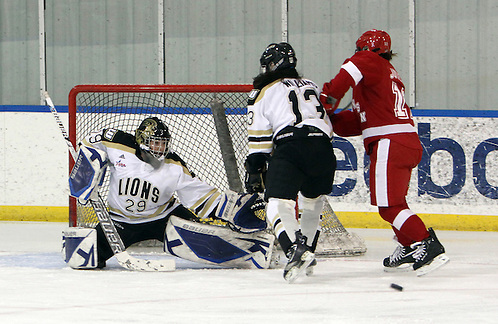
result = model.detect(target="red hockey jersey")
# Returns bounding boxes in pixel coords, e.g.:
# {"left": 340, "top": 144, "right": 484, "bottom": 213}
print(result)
{"left": 324, "top": 50, "right": 420, "bottom": 153}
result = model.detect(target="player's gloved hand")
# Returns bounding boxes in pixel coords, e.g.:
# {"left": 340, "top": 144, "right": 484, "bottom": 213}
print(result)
{"left": 245, "top": 172, "right": 265, "bottom": 193}
{"left": 320, "top": 82, "right": 338, "bottom": 113}
{"left": 321, "top": 81, "right": 334, "bottom": 96}
{"left": 320, "top": 94, "right": 332, "bottom": 111}
{"left": 320, "top": 82, "right": 336, "bottom": 112}
{"left": 244, "top": 153, "right": 270, "bottom": 194}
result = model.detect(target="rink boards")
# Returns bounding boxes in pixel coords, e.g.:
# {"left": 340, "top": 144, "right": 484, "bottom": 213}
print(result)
{"left": 0, "top": 107, "right": 496, "bottom": 230}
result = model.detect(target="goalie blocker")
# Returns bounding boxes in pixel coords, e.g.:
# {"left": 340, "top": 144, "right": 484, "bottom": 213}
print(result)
{"left": 69, "top": 145, "right": 107, "bottom": 205}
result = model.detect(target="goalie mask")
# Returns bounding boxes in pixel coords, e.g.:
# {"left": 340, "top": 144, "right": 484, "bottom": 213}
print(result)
{"left": 260, "top": 42, "right": 297, "bottom": 74}
{"left": 135, "top": 117, "right": 171, "bottom": 161}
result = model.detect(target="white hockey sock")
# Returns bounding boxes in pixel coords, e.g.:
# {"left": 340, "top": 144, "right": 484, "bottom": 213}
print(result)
{"left": 298, "top": 195, "right": 323, "bottom": 244}
{"left": 267, "top": 198, "right": 299, "bottom": 243}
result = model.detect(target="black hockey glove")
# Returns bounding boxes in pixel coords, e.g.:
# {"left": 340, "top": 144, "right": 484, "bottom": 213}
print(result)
{"left": 245, "top": 172, "right": 265, "bottom": 193}
{"left": 244, "top": 153, "right": 270, "bottom": 194}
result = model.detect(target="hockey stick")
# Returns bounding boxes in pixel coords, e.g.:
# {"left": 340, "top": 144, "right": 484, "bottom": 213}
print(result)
{"left": 90, "top": 194, "right": 175, "bottom": 271}
{"left": 44, "top": 91, "right": 175, "bottom": 271}
{"left": 210, "top": 97, "right": 243, "bottom": 192}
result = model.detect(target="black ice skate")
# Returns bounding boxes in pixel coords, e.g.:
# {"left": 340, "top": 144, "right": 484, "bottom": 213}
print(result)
{"left": 283, "top": 232, "right": 315, "bottom": 283}
{"left": 383, "top": 243, "right": 416, "bottom": 272}
{"left": 412, "top": 228, "right": 450, "bottom": 276}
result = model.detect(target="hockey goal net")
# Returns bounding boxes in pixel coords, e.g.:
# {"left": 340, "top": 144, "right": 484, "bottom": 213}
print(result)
{"left": 68, "top": 84, "right": 366, "bottom": 257}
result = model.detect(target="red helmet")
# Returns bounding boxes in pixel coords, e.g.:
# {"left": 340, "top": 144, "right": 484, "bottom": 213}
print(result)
{"left": 356, "top": 29, "right": 391, "bottom": 53}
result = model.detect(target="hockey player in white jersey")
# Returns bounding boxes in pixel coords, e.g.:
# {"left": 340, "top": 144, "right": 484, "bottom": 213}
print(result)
{"left": 245, "top": 43, "right": 337, "bottom": 282}
{"left": 68, "top": 117, "right": 272, "bottom": 269}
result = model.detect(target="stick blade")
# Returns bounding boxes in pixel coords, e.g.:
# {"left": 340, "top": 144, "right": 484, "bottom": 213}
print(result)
{"left": 115, "top": 251, "right": 176, "bottom": 272}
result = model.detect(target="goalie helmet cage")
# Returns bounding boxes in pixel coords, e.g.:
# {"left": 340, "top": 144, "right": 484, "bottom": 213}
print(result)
{"left": 68, "top": 84, "right": 366, "bottom": 257}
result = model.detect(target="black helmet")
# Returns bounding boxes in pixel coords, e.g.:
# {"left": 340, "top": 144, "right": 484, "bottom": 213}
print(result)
{"left": 260, "top": 42, "right": 297, "bottom": 73}
{"left": 135, "top": 117, "right": 171, "bottom": 160}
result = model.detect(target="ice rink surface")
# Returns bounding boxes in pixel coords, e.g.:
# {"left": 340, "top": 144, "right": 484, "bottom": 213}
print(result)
{"left": 0, "top": 221, "right": 497, "bottom": 324}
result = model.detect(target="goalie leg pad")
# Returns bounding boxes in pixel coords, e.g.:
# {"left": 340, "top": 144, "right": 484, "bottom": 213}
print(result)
{"left": 215, "top": 190, "right": 267, "bottom": 233}
{"left": 165, "top": 216, "right": 274, "bottom": 269}
{"left": 62, "top": 227, "right": 98, "bottom": 269}
{"left": 69, "top": 146, "right": 107, "bottom": 205}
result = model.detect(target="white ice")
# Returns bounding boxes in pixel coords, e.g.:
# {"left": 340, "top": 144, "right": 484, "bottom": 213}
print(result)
{"left": 1, "top": 221, "right": 497, "bottom": 324}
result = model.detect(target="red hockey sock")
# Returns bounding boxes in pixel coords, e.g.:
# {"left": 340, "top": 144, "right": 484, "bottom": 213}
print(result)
{"left": 378, "top": 204, "right": 429, "bottom": 246}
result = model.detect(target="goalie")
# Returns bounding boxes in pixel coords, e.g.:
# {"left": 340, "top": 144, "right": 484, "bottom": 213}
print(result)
{"left": 66, "top": 117, "right": 273, "bottom": 270}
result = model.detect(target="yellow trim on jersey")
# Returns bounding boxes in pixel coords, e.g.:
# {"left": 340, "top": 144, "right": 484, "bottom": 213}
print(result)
{"left": 190, "top": 188, "right": 220, "bottom": 218}
{"left": 81, "top": 138, "right": 92, "bottom": 147}
{"left": 82, "top": 138, "right": 136, "bottom": 154}
{"left": 248, "top": 142, "right": 273, "bottom": 150}
{"left": 248, "top": 129, "right": 273, "bottom": 136}
{"left": 164, "top": 158, "right": 192, "bottom": 176}
{"left": 190, "top": 188, "right": 219, "bottom": 210}
{"left": 274, "top": 222, "right": 285, "bottom": 234}
{"left": 254, "top": 79, "right": 281, "bottom": 104}
{"left": 196, "top": 191, "right": 222, "bottom": 218}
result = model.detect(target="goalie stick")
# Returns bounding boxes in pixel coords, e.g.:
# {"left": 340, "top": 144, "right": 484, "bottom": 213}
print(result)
{"left": 45, "top": 91, "right": 175, "bottom": 271}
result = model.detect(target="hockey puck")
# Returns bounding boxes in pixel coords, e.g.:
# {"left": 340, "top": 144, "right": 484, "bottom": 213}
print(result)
{"left": 390, "top": 283, "right": 403, "bottom": 291}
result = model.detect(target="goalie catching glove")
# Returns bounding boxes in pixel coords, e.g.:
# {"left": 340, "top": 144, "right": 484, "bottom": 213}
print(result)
{"left": 69, "top": 145, "right": 107, "bottom": 205}
{"left": 215, "top": 190, "right": 267, "bottom": 233}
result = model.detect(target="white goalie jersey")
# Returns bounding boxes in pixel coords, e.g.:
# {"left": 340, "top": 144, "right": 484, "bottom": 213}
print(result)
{"left": 81, "top": 128, "right": 221, "bottom": 224}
